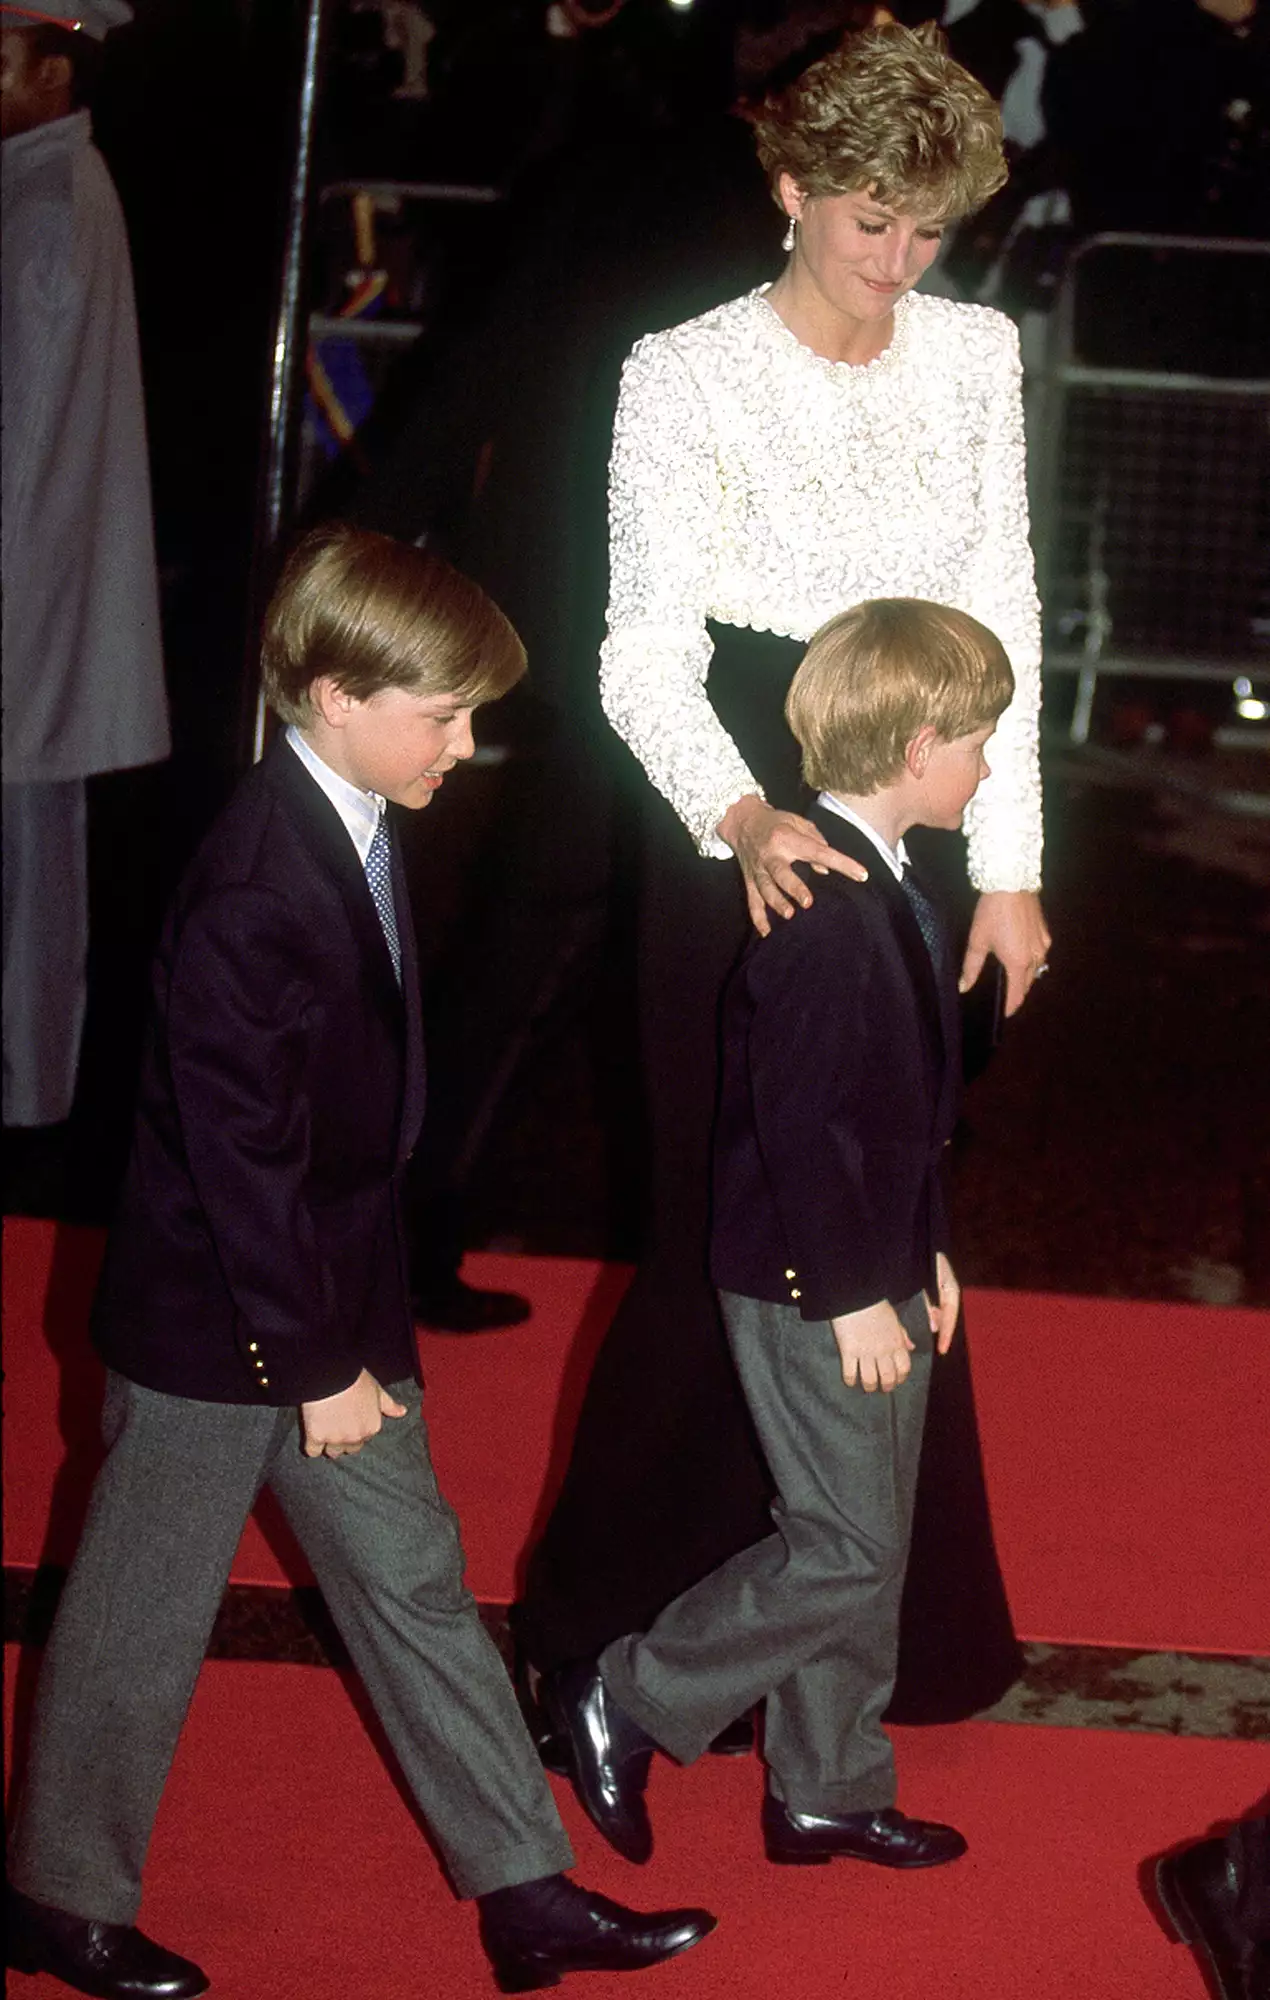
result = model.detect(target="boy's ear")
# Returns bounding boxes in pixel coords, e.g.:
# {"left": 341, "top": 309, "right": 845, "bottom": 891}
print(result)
{"left": 308, "top": 676, "right": 358, "bottom": 729}
{"left": 905, "top": 725, "right": 939, "bottom": 779}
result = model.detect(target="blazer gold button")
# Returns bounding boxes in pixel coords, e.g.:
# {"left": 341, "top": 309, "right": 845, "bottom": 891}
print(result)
{"left": 784, "top": 1268, "right": 796, "bottom": 1280}
{"left": 790, "top": 1288, "right": 801, "bottom": 1300}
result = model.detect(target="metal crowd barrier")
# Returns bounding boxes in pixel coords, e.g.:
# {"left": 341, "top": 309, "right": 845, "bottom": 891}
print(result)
{"left": 1030, "top": 234, "right": 1270, "bottom": 744}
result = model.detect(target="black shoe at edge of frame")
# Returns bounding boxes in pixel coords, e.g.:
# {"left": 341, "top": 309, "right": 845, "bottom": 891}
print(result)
{"left": 5, "top": 1886, "right": 209, "bottom": 2000}
{"left": 1154, "top": 1837, "right": 1270, "bottom": 2000}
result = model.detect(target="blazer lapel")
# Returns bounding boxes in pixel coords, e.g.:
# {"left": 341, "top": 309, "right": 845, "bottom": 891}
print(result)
{"left": 808, "top": 802, "right": 948, "bottom": 1076}
{"left": 269, "top": 737, "right": 405, "bottom": 1025}
{"left": 900, "top": 850, "right": 963, "bottom": 1140}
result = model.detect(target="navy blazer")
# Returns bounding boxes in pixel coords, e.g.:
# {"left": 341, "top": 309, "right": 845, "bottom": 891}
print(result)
{"left": 710, "top": 803, "right": 961, "bottom": 1322}
{"left": 93, "top": 737, "right": 426, "bottom": 1405}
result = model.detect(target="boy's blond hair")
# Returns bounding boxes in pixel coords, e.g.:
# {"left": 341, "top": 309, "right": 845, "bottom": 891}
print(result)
{"left": 786, "top": 598, "right": 1014, "bottom": 796}
{"left": 749, "top": 22, "right": 1006, "bottom": 227}
{"left": 261, "top": 524, "right": 526, "bottom": 727}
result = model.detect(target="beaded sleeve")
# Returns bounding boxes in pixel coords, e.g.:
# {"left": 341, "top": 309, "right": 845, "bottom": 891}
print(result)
{"left": 598, "top": 338, "right": 763, "bottom": 858}
{"left": 957, "top": 319, "right": 1044, "bottom": 892}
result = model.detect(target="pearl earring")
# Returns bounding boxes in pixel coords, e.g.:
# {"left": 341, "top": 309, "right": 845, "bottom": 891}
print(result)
{"left": 782, "top": 217, "right": 797, "bottom": 253}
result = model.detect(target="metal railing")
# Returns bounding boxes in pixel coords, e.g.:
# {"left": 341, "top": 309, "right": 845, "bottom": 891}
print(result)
{"left": 1030, "top": 233, "right": 1270, "bottom": 744}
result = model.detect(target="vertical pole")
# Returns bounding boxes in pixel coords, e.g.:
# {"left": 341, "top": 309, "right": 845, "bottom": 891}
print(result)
{"left": 1070, "top": 479, "right": 1110, "bottom": 747}
{"left": 245, "top": 0, "right": 331, "bottom": 764}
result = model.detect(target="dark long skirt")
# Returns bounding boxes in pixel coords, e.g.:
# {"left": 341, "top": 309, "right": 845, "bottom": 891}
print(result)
{"left": 512, "top": 626, "right": 1022, "bottom": 1723}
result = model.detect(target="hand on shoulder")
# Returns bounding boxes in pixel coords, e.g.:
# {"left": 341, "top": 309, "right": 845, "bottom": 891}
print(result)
{"left": 718, "top": 796, "right": 868, "bottom": 936}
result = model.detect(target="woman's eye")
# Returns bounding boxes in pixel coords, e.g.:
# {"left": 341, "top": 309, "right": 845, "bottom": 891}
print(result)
{"left": 858, "top": 222, "right": 887, "bottom": 236}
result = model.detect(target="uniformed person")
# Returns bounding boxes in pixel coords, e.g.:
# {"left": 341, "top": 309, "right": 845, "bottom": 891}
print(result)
{"left": 1, "top": 0, "right": 169, "bottom": 1129}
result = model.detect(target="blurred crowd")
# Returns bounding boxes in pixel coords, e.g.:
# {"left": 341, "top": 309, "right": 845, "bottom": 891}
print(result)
{"left": 325, "top": 1, "right": 1270, "bottom": 241}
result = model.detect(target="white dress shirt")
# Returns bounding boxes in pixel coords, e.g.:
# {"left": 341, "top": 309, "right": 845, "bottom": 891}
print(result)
{"left": 816, "top": 791, "right": 908, "bottom": 883}
{"left": 285, "top": 724, "right": 384, "bottom": 864}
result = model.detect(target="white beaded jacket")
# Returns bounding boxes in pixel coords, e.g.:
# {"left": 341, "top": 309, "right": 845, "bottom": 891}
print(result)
{"left": 597, "top": 286, "right": 1044, "bottom": 890}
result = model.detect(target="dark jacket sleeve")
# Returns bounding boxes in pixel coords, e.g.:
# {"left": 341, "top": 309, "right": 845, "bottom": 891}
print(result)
{"left": 164, "top": 880, "right": 363, "bottom": 1404}
{"left": 740, "top": 899, "right": 893, "bottom": 1322}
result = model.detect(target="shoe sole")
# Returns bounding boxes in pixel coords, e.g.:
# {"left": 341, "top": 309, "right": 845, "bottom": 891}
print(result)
{"left": 766, "top": 1840, "right": 967, "bottom": 1870}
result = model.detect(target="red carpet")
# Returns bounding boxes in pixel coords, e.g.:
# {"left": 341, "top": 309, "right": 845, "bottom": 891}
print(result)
{"left": 4, "top": 1217, "right": 1269, "bottom": 1653}
{"left": 5, "top": 1642, "right": 1265, "bottom": 2000}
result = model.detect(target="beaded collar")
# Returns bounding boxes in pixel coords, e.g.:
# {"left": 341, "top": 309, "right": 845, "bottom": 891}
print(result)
{"left": 751, "top": 284, "right": 914, "bottom": 382}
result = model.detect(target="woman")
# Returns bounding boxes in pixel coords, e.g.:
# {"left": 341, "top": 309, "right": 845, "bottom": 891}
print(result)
{"left": 513, "top": 22, "right": 1050, "bottom": 1727}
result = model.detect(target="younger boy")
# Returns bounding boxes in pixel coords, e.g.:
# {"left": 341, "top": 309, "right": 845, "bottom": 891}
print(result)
{"left": 5, "top": 527, "right": 714, "bottom": 1998}
{"left": 548, "top": 598, "right": 1017, "bottom": 1869}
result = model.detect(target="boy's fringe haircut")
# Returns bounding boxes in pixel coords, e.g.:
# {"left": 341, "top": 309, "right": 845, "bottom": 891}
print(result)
{"left": 787, "top": 598, "right": 1014, "bottom": 795}
{"left": 261, "top": 524, "right": 525, "bottom": 727}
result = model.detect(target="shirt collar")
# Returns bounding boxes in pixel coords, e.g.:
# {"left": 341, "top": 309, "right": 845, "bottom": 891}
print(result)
{"left": 817, "top": 792, "right": 908, "bottom": 881}
{"left": 285, "top": 725, "right": 384, "bottom": 866}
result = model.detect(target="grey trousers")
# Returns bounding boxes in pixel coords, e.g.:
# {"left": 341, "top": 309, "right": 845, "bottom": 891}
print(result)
{"left": 2, "top": 779, "right": 88, "bottom": 1126}
{"left": 601, "top": 1291, "right": 933, "bottom": 1816}
{"left": 7, "top": 1372, "right": 574, "bottom": 1922}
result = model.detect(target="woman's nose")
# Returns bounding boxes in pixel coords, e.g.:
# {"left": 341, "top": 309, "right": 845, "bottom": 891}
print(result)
{"left": 878, "top": 231, "right": 915, "bottom": 282}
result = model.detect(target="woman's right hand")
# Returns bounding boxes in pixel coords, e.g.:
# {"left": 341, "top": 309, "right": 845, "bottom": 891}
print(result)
{"left": 717, "top": 794, "right": 869, "bottom": 936}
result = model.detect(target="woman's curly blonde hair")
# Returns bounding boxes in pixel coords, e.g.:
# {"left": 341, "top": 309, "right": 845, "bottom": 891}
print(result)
{"left": 750, "top": 21, "right": 1006, "bottom": 224}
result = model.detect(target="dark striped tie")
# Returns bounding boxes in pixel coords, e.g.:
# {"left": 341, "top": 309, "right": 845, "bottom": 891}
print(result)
{"left": 900, "top": 863, "right": 944, "bottom": 972}
{"left": 364, "top": 813, "right": 402, "bottom": 984}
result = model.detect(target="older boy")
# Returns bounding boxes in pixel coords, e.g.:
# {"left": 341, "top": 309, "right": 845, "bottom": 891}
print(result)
{"left": 548, "top": 598, "right": 1018, "bottom": 1869}
{"left": 5, "top": 528, "right": 714, "bottom": 1998}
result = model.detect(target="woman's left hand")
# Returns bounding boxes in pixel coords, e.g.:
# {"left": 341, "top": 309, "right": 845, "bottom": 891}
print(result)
{"left": 959, "top": 890, "right": 1051, "bottom": 1017}
{"left": 927, "top": 1251, "right": 961, "bottom": 1355}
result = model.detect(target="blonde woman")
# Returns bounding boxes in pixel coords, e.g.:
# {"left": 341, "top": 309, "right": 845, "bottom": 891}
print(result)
{"left": 515, "top": 22, "right": 1048, "bottom": 1740}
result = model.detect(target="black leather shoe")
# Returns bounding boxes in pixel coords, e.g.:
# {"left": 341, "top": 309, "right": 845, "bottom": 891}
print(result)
{"left": 762, "top": 1797, "right": 967, "bottom": 1869}
{"left": 1155, "top": 1837, "right": 1270, "bottom": 2000}
{"left": 412, "top": 1275, "right": 532, "bottom": 1333}
{"left": 478, "top": 1873, "right": 715, "bottom": 1992}
{"left": 519, "top": 1653, "right": 753, "bottom": 1778}
{"left": 543, "top": 1664, "right": 656, "bottom": 1863}
{"left": 5, "top": 1886, "right": 209, "bottom": 1998}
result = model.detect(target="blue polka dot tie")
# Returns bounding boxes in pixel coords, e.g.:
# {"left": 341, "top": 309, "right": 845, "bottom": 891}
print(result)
{"left": 900, "top": 863, "right": 944, "bottom": 972}
{"left": 364, "top": 813, "right": 402, "bottom": 984}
